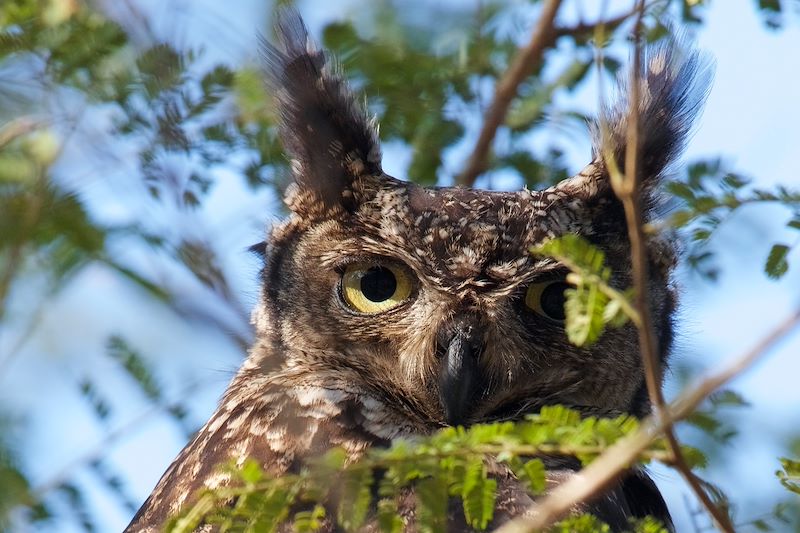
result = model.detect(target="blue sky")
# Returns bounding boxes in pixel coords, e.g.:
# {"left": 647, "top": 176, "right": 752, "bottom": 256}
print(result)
{"left": 1, "top": 1, "right": 799, "bottom": 531}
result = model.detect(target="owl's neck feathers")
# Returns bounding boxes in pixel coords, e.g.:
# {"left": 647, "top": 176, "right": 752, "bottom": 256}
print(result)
{"left": 238, "top": 333, "right": 437, "bottom": 437}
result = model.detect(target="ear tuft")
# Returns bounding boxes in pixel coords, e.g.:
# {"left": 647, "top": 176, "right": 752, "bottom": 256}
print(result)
{"left": 261, "top": 9, "right": 382, "bottom": 213}
{"left": 593, "top": 40, "right": 714, "bottom": 188}
{"left": 551, "top": 40, "right": 712, "bottom": 218}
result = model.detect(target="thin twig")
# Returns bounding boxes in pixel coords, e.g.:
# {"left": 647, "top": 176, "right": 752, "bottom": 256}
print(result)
{"left": 552, "top": 7, "right": 638, "bottom": 39}
{"left": 456, "top": 3, "right": 641, "bottom": 187}
{"left": 665, "top": 429, "right": 734, "bottom": 531}
{"left": 0, "top": 117, "right": 41, "bottom": 149}
{"left": 456, "top": 0, "right": 563, "bottom": 187}
{"left": 616, "top": 0, "right": 663, "bottom": 407}
{"left": 611, "top": 3, "right": 734, "bottom": 529}
{"left": 492, "top": 307, "right": 800, "bottom": 533}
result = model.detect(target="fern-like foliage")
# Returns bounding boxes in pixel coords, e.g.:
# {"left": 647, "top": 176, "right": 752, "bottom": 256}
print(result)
{"left": 532, "top": 235, "right": 637, "bottom": 346}
{"left": 164, "top": 406, "right": 681, "bottom": 532}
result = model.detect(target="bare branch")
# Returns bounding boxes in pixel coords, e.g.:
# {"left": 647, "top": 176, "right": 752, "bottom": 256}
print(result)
{"left": 552, "top": 8, "right": 637, "bottom": 40}
{"left": 456, "top": 0, "right": 563, "bottom": 187}
{"left": 611, "top": 3, "right": 735, "bottom": 529}
{"left": 455, "top": 4, "right": 642, "bottom": 187}
{"left": 616, "top": 0, "right": 662, "bottom": 408}
{"left": 492, "top": 307, "right": 800, "bottom": 533}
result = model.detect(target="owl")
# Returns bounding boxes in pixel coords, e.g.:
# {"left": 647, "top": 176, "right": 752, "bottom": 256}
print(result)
{"left": 126, "top": 9, "right": 709, "bottom": 533}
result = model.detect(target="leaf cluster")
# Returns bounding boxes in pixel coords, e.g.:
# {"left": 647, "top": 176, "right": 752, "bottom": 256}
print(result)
{"left": 668, "top": 158, "right": 800, "bottom": 280}
{"left": 166, "top": 405, "right": 677, "bottom": 533}
{"left": 532, "top": 235, "right": 636, "bottom": 346}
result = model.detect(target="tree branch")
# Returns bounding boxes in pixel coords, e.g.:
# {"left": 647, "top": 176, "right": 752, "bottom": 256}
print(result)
{"left": 455, "top": 0, "right": 563, "bottom": 187}
{"left": 552, "top": 8, "right": 638, "bottom": 40}
{"left": 455, "top": 3, "right": 641, "bottom": 187}
{"left": 492, "top": 307, "right": 800, "bottom": 533}
{"left": 611, "top": 3, "right": 735, "bottom": 529}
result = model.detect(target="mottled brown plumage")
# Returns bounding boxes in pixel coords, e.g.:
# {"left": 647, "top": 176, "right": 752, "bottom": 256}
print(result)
{"left": 126, "top": 10, "right": 710, "bottom": 532}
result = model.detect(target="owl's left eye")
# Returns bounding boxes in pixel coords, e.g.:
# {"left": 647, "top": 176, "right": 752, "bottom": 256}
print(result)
{"left": 341, "top": 263, "right": 413, "bottom": 313}
{"left": 524, "top": 280, "right": 570, "bottom": 322}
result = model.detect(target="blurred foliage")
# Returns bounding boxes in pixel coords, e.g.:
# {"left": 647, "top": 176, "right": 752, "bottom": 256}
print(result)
{"left": 667, "top": 158, "right": 800, "bottom": 281}
{"left": 0, "top": 418, "right": 49, "bottom": 531}
{"left": 777, "top": 457, "right": 800, "bottom": 496}
{"left": 1, "top": 0, "right": 800, "bottom": 531}
{"left": 166, "top": 406, "right": 674, "bottom": 533}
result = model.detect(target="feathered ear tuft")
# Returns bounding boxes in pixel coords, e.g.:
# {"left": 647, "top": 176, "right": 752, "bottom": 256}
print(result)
{"left": 261, "top": 9, "right": 382, "bottom": 214}
{"left": 551, "top": 39, "right": 712, "bottom": 218}
{"left": 592, "top": 41, "right": 714, "bottom": 189}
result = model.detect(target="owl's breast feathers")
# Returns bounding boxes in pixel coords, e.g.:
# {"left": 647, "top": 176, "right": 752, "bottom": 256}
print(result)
{"left": 124, "top": 367, "right": 404, "bottom": 531}
{"left": 125, "top": 366, "right": 672, "bottom": 532}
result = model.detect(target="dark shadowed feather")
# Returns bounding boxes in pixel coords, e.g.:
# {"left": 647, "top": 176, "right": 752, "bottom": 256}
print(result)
{"left": 260, "top": 9, "right": 382, "bottom": 208}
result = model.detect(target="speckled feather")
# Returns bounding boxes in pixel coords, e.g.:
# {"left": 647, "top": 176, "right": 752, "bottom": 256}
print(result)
{"left": 125, "top": 10, "right": 711, "bottom": 532}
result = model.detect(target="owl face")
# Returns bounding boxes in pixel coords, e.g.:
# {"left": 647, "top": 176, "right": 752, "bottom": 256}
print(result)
{"left": 252, "top": 13, "right": 705, "bottom": 433}
{"left": 257, "top": 169, "right": 674, "bottom": 430}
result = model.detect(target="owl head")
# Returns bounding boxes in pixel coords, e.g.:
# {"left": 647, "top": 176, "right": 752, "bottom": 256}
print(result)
{"left": 250, "top": 12, "right": 710, "bottom": 430}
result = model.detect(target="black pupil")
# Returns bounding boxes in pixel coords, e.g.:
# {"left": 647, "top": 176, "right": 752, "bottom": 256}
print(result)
{"left": 540, "top": 282, "right": 568, "bottom": 321}
{"left": 361, "top": 267, "right": 397, "bottom": 302}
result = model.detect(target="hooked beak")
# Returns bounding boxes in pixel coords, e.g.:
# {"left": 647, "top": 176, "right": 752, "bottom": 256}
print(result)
{"left": 438, "top": 319, "right": 484, "bottom": 426}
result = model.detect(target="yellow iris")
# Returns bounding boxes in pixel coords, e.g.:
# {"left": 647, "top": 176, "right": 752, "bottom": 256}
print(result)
{"left": 342, "top": 263, "right": 413, "bottom": 313}
{"left": 525, "top": 280, "right": 569, "bottom": 321}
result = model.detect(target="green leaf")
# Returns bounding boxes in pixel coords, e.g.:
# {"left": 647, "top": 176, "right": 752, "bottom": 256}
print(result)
{"left": 751, "top": 518, "right": 770, "bottom": 531}
{"left": 533, "top": 235, "right": 610, "bottom": 280}
{"left": 777, "top": 457, "right": 800, "bottom": 495}
{"left": 293, "top": 504, "right": 326, "bottom": 533}
{"left": 551, "top": 514, "right": 611, "bottom": 533}
{"left": 136, "top": 44, "right": 184, "bottom": 97}
{"left": 564, "top": 281, "right": 608, "bottom": 346}
{"left": 78, "top": 378, "right": 112, "bottom": 423}
{"left": 765, "top": 243, "right": 790, "bottom": 279}
{"left": 337, "top": 468, "right": 373, "bottom": 531}
{"left": 416, "top": 477, "right": 448, "bottom": 533}
{"left": 517, "top": 458, "right": 546, "bottom": 495}
{"left": 0, "top": 418, "right": 50, "bottom": 530}
{"left": 630, "top": 515, "right": 671, "bottom": 533}
{"left": 460, "top": 459, "right": 495, "bottom": 530}
{"left": 532, "top": 234, "right": 632, "bottom": 346}
{"left": 538, "top": 405, "right": 582, "bottom": 428}
{"left": 56, "top": 482, "right": 96, "bottom": 532}
{"left": 376, "top": 498, "right": 403, "bottom": 533}
{"left": 238, "top": 459, "right": 264, "bottom": 485}
{"left": 708, "top": 389, "right": 750, "bottom": 408}
{"left": 678, "top": 445, "right": 708, "bottom": 469}
{"left": 106, "top": 335, "right": 162, "bottom": 402}
{"left": 248, "top": 486, "right": 294, "bottom": 532}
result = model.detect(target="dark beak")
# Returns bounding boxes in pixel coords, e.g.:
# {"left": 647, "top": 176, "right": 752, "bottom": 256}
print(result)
{"left": 438, "top": 318, "right": 484, "bottom": 426}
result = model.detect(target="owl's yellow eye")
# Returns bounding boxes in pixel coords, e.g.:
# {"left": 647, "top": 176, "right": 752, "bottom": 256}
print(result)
{"left": 525, "top": 280, "right": 570, "bottom": 322}
{"left": 342, "top": 263, "right": 413, "bottom": 313}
